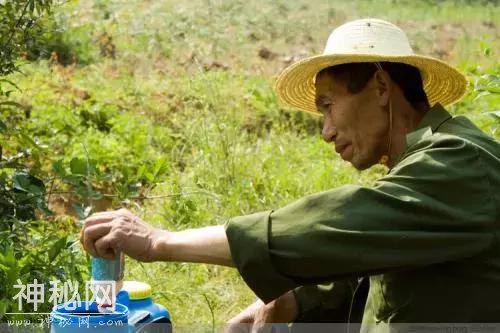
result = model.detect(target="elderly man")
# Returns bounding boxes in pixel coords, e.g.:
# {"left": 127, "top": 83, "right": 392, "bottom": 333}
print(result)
{"left": 81, "top": 19, "right": 500, "bottom": 331}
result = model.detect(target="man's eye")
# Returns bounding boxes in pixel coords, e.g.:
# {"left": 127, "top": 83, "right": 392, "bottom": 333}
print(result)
{"left": 319, "top": 103, "right": 332, "bottom": 113}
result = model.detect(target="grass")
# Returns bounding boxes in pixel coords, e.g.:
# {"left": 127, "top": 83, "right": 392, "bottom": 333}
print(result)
{"left": 6, "top": 0, "right": 499, "bottom": 328}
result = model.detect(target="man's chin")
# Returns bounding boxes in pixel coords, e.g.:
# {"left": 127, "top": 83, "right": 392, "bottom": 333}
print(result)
{"left": 349, "top": 157, "right": 376, "bottom": 171}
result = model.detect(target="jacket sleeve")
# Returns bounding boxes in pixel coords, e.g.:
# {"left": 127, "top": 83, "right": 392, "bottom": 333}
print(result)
{"left": 225, "top": 135, "right": 497, "bottom": 303}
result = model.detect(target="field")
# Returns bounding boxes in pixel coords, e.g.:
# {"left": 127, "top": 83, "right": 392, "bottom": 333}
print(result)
{"left": 2, "top": 0, "right": 499, "bottom": 329}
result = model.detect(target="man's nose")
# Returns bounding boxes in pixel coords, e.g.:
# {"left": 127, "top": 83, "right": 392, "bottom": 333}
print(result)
{"left": 322, "top": 121, "right": 337, "bottom": 143}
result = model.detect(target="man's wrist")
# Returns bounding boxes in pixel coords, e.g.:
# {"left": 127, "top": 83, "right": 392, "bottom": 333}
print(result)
{"left": 150, "top": 229, "right": 172, "bottom": 262}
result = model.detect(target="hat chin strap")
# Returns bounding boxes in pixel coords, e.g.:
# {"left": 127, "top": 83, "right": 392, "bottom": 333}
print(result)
{"left": 374, "top": 62, "right": 393, "bottom": 167}
{"left": 378, "top": 99, "right": 393, "bottom": 166}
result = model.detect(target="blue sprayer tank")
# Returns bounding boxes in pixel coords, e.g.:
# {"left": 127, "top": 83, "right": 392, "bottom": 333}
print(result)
{"left": 50, "top": 281, "right": 171, "bottom": 332}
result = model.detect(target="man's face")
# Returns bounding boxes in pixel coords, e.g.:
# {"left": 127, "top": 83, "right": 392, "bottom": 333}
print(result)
{"left": 315, "top": 71, "right": 388, "bottom": 170}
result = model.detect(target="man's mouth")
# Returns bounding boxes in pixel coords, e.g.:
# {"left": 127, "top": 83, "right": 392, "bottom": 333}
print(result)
{"left": 335, "top": 142, "right": 348, "bottom": 154}
{"left": 335, "top": 143, "right": 351, "bottom": 160}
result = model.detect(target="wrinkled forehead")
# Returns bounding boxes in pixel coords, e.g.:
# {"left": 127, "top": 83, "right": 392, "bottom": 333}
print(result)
{"left": 314, "top": 70, "right": 345, "bottom": 98}
{"left": 314, "top": 70, "right": 333, "bottom": 90}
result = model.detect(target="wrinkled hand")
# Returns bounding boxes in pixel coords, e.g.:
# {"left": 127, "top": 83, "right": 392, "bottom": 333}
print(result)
{"left": 225, "top": 291, "right": 298, "bottom": 333}
{"left": 80, "top": 208, "right": 168, "bottom": 262}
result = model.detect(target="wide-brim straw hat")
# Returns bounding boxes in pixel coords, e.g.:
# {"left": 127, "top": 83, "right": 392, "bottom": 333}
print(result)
{"left": 275, "top": 18, "right": 467, "bottom": 115}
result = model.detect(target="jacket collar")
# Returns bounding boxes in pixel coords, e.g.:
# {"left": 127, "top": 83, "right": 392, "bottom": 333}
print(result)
{"left": 405, "top": 103, "right": 452, "bottom": 147}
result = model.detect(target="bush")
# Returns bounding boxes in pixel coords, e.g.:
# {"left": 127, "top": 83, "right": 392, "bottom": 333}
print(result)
{"left": 0, "top": 0, "right": 89, "bottom": 321}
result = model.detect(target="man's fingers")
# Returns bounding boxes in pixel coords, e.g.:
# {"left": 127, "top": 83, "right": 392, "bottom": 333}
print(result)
{"left": 81, "top": 210, "right": 121, "bottom": 248}
{"left": 79, "top": 228, "right": 84, "bottom": 247}
{"left": 251, "top": 323, "right": 273, "bottom": 333}
{"left": 228, "top": 313, "right": 254, "bottom": 325}
{"left": 84, "top": 208, "right": 133, "bottom": 227}
{"left": 225, "top": 299, "right": 264, "bottom": 333}
{"left": 84, "top": 213, "right": 117, "bottom": 228}
{"left": 224, "top": 323, "right": 252, "bottom": 333}
{"left": 229, "top": 304, "right": 259, "bottom": 324}
{"left": 81, "top": 209, "right": 134, "bottom": 249}
{"left": 251, "top": 302, "right": 276, "bottom": 333}
{"left": 82, "top": 223, "right": 113, "bottom": 257}
{"left": 94, "top": 233, "right": 118, "bottom": 260}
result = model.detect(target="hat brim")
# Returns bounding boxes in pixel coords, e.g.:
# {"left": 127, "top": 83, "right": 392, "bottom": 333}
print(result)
{"left": 275, "top": 54, "right": 468, "bottom": 115}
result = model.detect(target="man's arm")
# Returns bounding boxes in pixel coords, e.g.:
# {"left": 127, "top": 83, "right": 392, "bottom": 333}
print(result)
{"left": 153, "top": 225, "right": 234, "bottom": 267}
{"left": 81, "top": 210, "right": 234, "bottom": 266}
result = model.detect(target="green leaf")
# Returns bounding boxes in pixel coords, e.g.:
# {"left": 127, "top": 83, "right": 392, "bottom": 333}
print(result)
{"left": 18, "top": 132, "right": 38, "bottom": 148}
{"left": 0, "top": 298, "right": 9, "bottom": 320}
{"left": 28, "top": 184, "right": 44, "bottom": 195}
{"left": 12, "top": 172, "right": 45, "bottom": 194}
{"left": 0, "top": 250, "right": 15, "bottom": 267}
{"left": 52, "top": 159, "right": 66, "bottom": 177}
{"left": 70, "top": 157, "right": 88, "bottom": 175}
{"left": 154, "top": 157, "right": 166, "bottom": 175}
{"left": 29, "top": 0, "right": 35, "bottom": 13}
{"left": 145, "top": 172, "right": 155, "bottom": 182}
{"left": 63, "top": 174, "right": 84, "bottom": 186}
{"left": 0, "top": 249, "right": 20, "bottom": 288}
{"left": 0, "top": 119, "right": 6, "bottom": 132}
{"left": 48, "top": 236, "right": 67, "bottom": 262}
{"left": 137, "top": 165, "right": 147, "bottom": 179}
{"left": 13, "top": 172, "right": 31, "bottom": 192}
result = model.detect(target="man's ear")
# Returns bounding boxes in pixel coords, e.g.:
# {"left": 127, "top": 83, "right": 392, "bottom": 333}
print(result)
{"left": 373, "top": 70, "right": 391, "bottom": 107}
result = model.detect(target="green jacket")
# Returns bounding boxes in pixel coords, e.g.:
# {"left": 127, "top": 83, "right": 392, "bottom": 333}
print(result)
{"left": 225, "top": 104, "right": 500, "bottom": 330}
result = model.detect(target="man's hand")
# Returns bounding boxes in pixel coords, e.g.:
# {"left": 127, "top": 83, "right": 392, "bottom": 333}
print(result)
{"left": 80, "top": 208, "right": 168, "bottom": 262}
{"left": 225, "top": 291, "right": 299, "bottom": 333}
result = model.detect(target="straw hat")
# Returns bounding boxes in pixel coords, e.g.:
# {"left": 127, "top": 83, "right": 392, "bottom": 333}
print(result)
{"left": 275, "top": 18, "right": 467, "bottom": 115}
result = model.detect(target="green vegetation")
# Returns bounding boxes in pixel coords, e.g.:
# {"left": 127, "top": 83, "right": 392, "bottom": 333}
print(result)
{"left": 0, "top": 0, "right": 89, "bottom": 319}
{"left": 0, "top": 0, "right": 498, "bottom": 328}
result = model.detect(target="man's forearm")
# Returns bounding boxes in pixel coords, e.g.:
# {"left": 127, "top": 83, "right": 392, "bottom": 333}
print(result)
{"left": 152, "top": 225, "right": 235, "bottom": 267}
